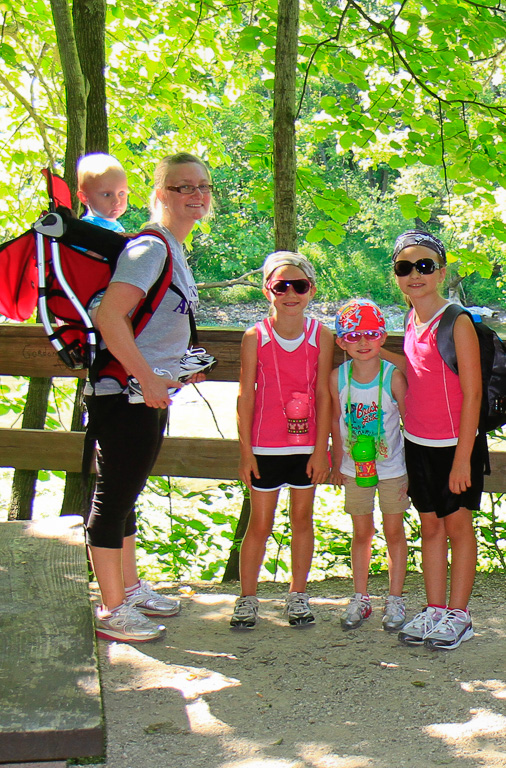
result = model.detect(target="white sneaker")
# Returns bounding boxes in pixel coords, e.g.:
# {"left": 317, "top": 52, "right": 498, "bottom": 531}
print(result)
{"left": 423, "top": 609, "right": 474, "bottom": 650}
{"left": 285, "top": 592, "right": 315, "bottom": 626}
{"left": 230, "top": 595, "right": 259, "bottom": 629}
{"left": 96, "top": 602, "right": 164, "bottom": 642}
{"left": 382, "top": 595, "right": 406, "bottom": 632}
{"left": 126, "top": 579, "right": 181, "bottom": 617}
{"left": 178, "top": 347, "right": 217, "bottom": 382}
{"left": 398, "top": 606, "right": 445, "bottom": 646}
{"left": 340, "top": 593, "right": 372, "bottom": 630}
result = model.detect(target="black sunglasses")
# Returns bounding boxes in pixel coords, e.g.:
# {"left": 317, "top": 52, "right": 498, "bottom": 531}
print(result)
{"left": 393, "top": 258, "right": 442, "bottom": 277}
{"left": 267, "top": 279, "right": 312, "bottom": 295}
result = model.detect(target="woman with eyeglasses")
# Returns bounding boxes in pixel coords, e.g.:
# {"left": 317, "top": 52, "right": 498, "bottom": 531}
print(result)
{"left": 86, "top": 152, "right": 215, "bottom": 643}
{"left": 389, "top": 230, "right": 483, "bottom": 651}
{"left": 232, "top": 251, "right": 334, "bottom": 629}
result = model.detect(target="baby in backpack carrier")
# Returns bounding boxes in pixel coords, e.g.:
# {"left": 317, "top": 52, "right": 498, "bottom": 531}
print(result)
{"left": 77, "top": 153, "right": 129, "bottom": 236}
{"left": 76, "top": 153, "right": 130, "bottom": 312}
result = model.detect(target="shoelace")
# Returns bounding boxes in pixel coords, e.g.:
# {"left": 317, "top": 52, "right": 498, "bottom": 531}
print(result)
{"left": 235, "top": 598, "right": 258, "bottom": 617}
{"left": 430, "top": 609, "right": 468, "bottom": 634}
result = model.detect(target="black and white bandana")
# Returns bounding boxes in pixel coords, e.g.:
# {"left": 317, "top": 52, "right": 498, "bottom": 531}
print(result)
{"left": 392, "top": 230, "right": 446, "bottom": 264}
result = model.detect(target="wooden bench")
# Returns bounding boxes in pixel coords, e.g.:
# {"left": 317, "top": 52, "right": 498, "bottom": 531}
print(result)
{"left": 0, "top": 515, "right": 104, "bottom": 765}
{"left": 0, "top": 324, "right": 505, "bottom": 490}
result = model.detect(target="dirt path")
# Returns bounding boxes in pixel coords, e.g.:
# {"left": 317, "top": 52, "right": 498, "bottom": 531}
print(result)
{"left": 79, "top": 572, "right": 506, "bottom": 768}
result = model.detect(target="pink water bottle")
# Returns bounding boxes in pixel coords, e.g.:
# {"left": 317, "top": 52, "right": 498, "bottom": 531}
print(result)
{"left": 286, "top": 392, "right": 309, "bottom": 444}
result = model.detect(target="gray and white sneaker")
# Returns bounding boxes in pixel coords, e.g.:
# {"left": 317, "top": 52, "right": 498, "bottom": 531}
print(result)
{"left": 127, "top": 370, "right": 179, "bottom": 404}
{"left": 340, "top": 593, "right": 372, "bottom": 630}
{"left": 179, "top": 347, "right": 217, "bottom": 382}
{"left": 230, "top": 595, "right": 259, "bottom": 629}
{"left": 423, "top": 609, "right": 474, "bottom": 650}
{"left": 96, "top": 602, "right": 164, "bottom": 643}
{"left": 285, "top": 592, "right": 315, "bottom": 626}
{"left": 382, "top": 595, "right": 406, "bottom": 632}
{"left": 398, "top": 606, "right": 445, "bottom": 646}
{"left": 126, "top": 579, "right": 181, "bottom": 617}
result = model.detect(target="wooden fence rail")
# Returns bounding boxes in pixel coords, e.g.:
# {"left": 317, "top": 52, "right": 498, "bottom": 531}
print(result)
{"left": 0, "top": 324, "right": 505, "bottom": 492}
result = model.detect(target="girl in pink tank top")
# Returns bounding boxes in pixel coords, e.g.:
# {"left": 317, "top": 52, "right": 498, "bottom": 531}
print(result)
{"left": 232, "top": 251, "right": 334, "bottom": 629}
{"left": 386, "top": 230, "right": 483, "bottom": 651}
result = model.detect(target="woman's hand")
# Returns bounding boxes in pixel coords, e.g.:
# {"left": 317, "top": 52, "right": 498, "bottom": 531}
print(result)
{"left": 139, "top": 371, "right": 182, "bottom": 409}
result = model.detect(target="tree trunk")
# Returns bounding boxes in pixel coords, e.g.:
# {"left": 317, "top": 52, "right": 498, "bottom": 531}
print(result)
{"left": 8, "top": 377, "right": 52, "bottom": 520}
{"left": 51, "top": 0, "right": 108, "bottom": 516}
{"left": 221, "top": 492, "right": 251, "bottom": 583}
{"left": 49, "top": 0, "right": 87, "bottom": 205}
{"left": 60, "top": 378, "right": 91, "bottom": 516}
{"left": 73, "top": 0, "right": 108, "bottom": 153}
{"left": 273, "top": 0, "right": 299, "bottom": 252}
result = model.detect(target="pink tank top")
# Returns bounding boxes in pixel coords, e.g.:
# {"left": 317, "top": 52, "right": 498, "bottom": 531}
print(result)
{"left": 251, "top": 318, "right": 321, "bottom": 452}
{"left": 404, "top": 309, "right": 463, "bottom": 443}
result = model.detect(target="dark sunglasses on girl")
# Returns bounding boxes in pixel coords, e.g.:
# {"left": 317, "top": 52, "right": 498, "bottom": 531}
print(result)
{"left": 393, "top": 258, "right": 442, "bottom": 277}
{"left": 342, "top": 330, "right": 383, "bottom": 343}
{"left": 267, "top": 279, "right": 312, "bottom": 295}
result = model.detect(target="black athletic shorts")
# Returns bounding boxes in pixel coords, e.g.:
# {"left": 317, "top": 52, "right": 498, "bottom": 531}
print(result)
{"left": 251, "top": 453, "right": 314, "bottom": 492}
{"left": 405, "top": 434, "right": 487, "bottom": 518}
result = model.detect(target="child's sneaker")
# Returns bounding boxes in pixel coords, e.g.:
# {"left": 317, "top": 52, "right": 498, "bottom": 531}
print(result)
{"left": 178, "top": 347, "right": 217, "bottom": 382}
{"left": 340, "top": 593, "right": 372, "bottom": 630}
{"left": 423, "top": 609, "right": 474, "bottom": 650}
{"left": 398, "top": 606, "right": 445, "bottom": 646}
{"left": 128, "top": 370, "right": 179, "bottom": 403}
{"left": 230, "top": 595, "right": 259, "bottom": 629}
{"left": 382, "top": 595, "right": 406, "bottom": 632}
{"left": 126, "top": 579, "right": 181, "bottom": 617}
{"left": 285, "top": 592, "right": 315, "bottom": 626}
{"left": 95, "top": 602, "right": 164, "bottom": 642}
{"left": 127, "top": 376, "right": 144, "bottom": 403}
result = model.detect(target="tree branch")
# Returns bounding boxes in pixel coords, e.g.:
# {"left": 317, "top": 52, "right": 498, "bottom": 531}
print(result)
{"left": 196, "top": 267, "right": 262, "bottom": 291}
{"left": 0, "top": 72, "right": 56, "bottom": 163}
{"left": 296, "top": 1, "right": 351, "bottom": 121}
{"left": 347, "top": 0, "right": 506, "bottom": 116}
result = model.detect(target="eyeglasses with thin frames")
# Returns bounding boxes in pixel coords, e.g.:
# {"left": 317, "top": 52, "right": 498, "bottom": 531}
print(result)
{"left": 393, "top": 258, "right": 442, "bottom": 277}
{"left": 165, "top": 184, "right": 213, "bottom": 195}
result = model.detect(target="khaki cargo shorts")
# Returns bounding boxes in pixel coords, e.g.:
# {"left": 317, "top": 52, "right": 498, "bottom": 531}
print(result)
{"left": 343, "top": 474, "right": 409, "bottom": 516}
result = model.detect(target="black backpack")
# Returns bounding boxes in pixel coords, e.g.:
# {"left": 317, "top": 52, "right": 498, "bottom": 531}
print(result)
{"left": 427, "top": 303, "right": 506, "bottom": 434}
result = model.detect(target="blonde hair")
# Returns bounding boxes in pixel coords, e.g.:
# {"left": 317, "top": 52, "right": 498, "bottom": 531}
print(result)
{"left": 77, "top": 153, "right": 125, "bottom": 189}
{"left": 149, "top": 152, "right": 211, "bottom": 222}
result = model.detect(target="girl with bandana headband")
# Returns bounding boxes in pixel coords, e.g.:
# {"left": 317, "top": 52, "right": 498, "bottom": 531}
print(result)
{"left": 232, "top": 251, "right": 334, "bottom": 629}
{"left": 386, "top": 230, "right": 484, "bottom": 651}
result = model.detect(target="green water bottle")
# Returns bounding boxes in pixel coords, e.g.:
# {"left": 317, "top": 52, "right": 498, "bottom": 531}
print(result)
{"left": 351, "top": 435, "right": 378, "bottom": 487}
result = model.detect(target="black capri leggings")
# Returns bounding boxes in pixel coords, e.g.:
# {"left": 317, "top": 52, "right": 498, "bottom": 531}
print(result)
{"left": 84, "top": 394, "right": 167, "bottom": 548}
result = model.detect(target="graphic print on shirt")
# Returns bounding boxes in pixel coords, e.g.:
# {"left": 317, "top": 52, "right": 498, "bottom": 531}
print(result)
{"left": 344, "top": 398, "right": 388, "bottom": 460}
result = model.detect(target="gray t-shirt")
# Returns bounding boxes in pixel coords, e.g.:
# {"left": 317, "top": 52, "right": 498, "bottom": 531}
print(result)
{"left": 87, "top": 224, "right": 198, "bottom": 395}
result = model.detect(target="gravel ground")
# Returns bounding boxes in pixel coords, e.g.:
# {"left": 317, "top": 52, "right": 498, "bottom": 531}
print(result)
{"left": 79, "top": 301, "right": 506, "bottom": 768}
{"left": 79, "top": 572, "right": 506, "bottom": 768}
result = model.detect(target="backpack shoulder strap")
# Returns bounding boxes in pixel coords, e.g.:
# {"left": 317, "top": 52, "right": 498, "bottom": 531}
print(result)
{"left": 436, "top": 303, "right": 473, "bottom": 375}
{"left": 129, "top": 228, "right": 174, "bottom": 336}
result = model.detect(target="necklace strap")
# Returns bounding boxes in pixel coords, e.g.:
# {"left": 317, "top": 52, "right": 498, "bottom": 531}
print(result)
{"left": 347, "top": 360, "right": 384, "bottom": 446}
{"left": 265, "top": 318, "right": 312, "bottom": 415}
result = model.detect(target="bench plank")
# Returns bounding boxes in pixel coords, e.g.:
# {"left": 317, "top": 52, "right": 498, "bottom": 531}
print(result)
{"left": 0, "top": 428, "right": 241, "bottom": 479}
{"left": 0, "top": 323, "right": 405, "bottom": 379}
{"left": 0, "top": 516, "right": 104, "bottom": 763}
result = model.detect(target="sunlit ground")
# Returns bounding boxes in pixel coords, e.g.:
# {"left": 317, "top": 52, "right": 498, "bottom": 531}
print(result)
{"left": 77, "top": 587, "right": 506, "bottom": 768}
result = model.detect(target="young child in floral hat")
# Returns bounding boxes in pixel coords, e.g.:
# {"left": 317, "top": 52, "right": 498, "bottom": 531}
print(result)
{"left": 329, "top": 299, "right": 409, "bottom": 632}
